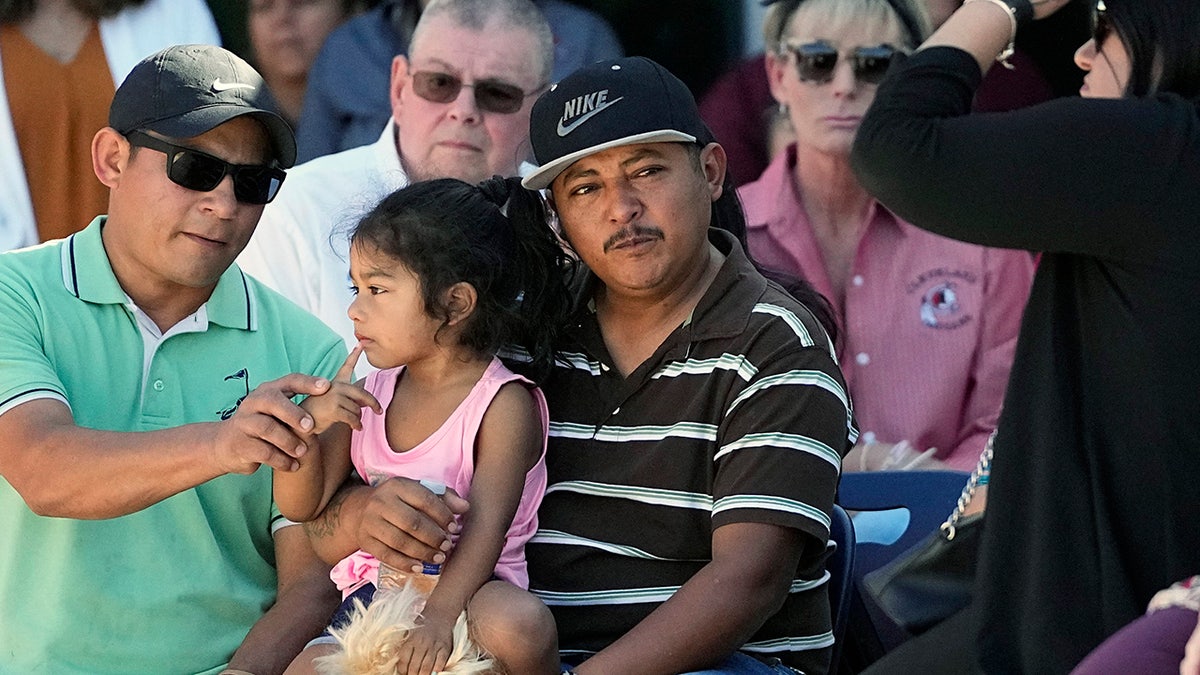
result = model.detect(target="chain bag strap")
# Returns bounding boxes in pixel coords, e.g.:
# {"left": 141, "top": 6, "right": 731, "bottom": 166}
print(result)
{"left": 859, "top": 431, "right": 997, "bottom": 640}
{"left": 942, "top": 430, "right": 994, "bottom": 540}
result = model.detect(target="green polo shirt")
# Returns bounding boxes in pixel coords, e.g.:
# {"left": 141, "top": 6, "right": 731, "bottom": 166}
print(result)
{"left": 0, "top": 218, "right": 345, "bottom": 674}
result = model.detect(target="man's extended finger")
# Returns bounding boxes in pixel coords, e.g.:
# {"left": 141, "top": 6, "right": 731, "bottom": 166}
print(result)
{"left": 335, "top": 346, "right": 362, "bottom": 383}
{"left": 270, "top": 372, "right": 333, "bottom": 400}
{"left": 245, "top": 380, "right": 325, "bottom": 435}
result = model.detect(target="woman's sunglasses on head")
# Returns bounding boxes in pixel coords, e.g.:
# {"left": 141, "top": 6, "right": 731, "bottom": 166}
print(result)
{"left": 410, "top": 71, "right": 540, "bottom": 114}
{"left": 125, "top": 130, "right": 286, "bottom": 205}
{"left": 780, "top": 41, "right": 898, "bottom": 85}
{"left": 1092, "top": 0, "right": 1110, "bottom": 46}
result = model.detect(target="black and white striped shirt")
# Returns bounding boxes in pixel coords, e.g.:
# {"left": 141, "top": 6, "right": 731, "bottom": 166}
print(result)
{"left": 515, "top": 230, "right": 854, "bottom": 674}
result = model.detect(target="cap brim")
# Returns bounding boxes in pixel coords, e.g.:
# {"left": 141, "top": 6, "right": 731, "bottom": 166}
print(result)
{"left": 521, "top": 129, "right": 697, "bottom": 190}
{"left": 140, "top": 105, "right": 297, "bottom": 168}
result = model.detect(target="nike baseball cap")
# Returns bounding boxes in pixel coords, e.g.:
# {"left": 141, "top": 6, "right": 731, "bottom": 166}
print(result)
{"left": 109, "top": 44, "right": 296, "bottom": 168}
{"left": 521, "top": 56, "right": 713, "bottom": 190}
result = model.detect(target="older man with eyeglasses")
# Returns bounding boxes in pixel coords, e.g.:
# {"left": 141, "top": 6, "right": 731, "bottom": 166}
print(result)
{"left": 238, "top": 0, "right": 553, "bottom": 359}
{"left": 0, "top": 44, "right": 348, "bottom": 674}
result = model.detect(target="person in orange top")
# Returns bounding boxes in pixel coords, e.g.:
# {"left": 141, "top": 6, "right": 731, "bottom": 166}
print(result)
{"left": 0, "top": 0, "right": 219, "bottom": 250}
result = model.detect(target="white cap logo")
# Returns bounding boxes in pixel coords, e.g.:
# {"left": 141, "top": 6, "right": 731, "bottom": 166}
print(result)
{"left": 556, "top": 89, "right": 623, "bottom": 137}
{"left": 211, "top": 78, "right": 255, "bottom": 93}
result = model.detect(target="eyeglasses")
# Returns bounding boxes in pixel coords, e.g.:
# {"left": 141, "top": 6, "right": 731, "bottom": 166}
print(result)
{"left": 410, "top": 70, "right": 539, "bottom": 114}
{"left": 1092, "top": 0, "right": 1110, "bottom": 46}
{"left": 780, "top": 41, "right": 898, "bottom": 85}
{"left": 125, "top": 131, "right": 286, "bottom": 204}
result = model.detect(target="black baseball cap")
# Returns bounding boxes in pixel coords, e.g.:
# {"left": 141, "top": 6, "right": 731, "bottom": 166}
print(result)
{"left": 522, "top": 56, "right": 713, "bottom": 190}
{"left": 109, "top": 44, "right": 296, "bottom": 168}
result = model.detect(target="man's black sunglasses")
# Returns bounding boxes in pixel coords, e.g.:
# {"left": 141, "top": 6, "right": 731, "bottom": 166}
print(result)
{"left": 781, "top": 41, "right": 898, "bottom": 85}
{"left": 125, "top": 130, "right": 286, "bottom": 205}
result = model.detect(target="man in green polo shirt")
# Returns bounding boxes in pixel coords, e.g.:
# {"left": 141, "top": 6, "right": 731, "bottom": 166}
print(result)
{"left": 0, "top": 45, "right": 347, "bottom": 674}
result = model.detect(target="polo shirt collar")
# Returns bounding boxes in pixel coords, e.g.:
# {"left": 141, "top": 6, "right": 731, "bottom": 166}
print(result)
{"left": 62, "top": 217, "right": 125, "bottom": 304}
{"left": 684, "top": 229, "right": 765, "bottom": 340}
{"left": 207, "top": 265, "right": 257, "bottom": 331}
{"left": 742, "top": 144, "right": 797, "bottom": 237}
{"left": 62, "top": 216, "right": 257, "bottom": 331}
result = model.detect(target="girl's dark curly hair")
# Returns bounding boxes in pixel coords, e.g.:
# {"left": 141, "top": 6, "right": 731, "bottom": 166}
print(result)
{"left": 351, "top": 176, "right": 574, "bottom": 380}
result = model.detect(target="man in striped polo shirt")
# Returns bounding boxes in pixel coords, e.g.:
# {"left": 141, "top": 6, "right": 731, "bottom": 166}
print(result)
{"left": 305, "top": 56, "right": 854, "bottom": 674}
{"left": 512, "top": 56, "right": 853, "bottom": 675}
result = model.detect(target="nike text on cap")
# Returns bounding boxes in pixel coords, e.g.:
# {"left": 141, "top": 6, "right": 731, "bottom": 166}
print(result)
{"left": 521, "top": 56, "right": 713, "bottom": 190}
{"left": 108, "top": 44, "right": 297, "bottom": 168}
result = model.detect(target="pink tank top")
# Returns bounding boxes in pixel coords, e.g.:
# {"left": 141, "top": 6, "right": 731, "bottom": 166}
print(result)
{"left": 329, "top": 357, "right": 548, "bottom": 595}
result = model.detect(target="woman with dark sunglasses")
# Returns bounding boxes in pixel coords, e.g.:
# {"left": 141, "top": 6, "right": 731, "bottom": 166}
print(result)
{"left": 852, "top": 0, "right": 1200, "bottom": 672}
{"left": 738, "top": 0, "right": 1034, "bottom": 474}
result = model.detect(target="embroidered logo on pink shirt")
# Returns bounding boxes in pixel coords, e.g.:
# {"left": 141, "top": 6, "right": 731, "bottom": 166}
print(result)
{"left": 908, "top": 269, "right": 977, "bottom": 330}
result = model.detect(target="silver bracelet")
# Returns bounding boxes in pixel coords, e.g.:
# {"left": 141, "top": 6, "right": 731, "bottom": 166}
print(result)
{"left": 964, "top": 0, "right": 1019, "bottom": 70}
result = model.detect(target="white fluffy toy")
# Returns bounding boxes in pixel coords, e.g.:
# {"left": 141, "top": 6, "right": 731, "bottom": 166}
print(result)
{"left": 314, "top": 581, "right": 495, "bottom": 675}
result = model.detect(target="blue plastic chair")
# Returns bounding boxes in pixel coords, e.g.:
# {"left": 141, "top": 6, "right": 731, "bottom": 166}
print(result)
{"left": 826, "top": 504, "right": 855, "bottom": 673}
{"left": 835, "top": 470, "right": 970, "bottom": 667}
{"left": 837, "top": 471, "right": 969, "bottom": 577}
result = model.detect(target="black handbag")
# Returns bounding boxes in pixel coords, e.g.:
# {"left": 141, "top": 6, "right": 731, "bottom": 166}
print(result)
{"left": 859, "top": 433, "right": 993, "bottom": 637}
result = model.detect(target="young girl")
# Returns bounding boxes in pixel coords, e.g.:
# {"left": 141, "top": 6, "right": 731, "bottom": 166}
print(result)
{"left": 275, "top": 176, "right": 572, "bottom": 675}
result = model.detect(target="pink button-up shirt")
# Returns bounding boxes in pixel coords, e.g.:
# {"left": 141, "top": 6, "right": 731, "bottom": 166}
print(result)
{"left": 739, "top": 146, "right": 1033, "bottom": 469}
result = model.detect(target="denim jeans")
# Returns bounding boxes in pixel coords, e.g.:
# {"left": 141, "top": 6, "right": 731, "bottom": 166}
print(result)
{"left": 684, "top": 652, "right": 801, "bottom": 674}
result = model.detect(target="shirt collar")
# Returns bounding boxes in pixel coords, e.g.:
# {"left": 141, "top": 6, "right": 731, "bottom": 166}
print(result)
{"left": 62, "top": 216, "right": 257, "bottom": 331}
{"left": 743, "top": 144, "right": 798, "bottom": 234}
{"left": 747, "top": 143, "right": 910, "bottom": 236}
{"left": 686, "top": 228, "right": 766, "bottom": 340}
{"left": 863, "top": 198, "right": 910, "bottom": 236}
{"left": 379, "top": 118, "right": 407, "bottom": 179}
{"left": 61, "top": 217, "right": 125, "bottom": 304}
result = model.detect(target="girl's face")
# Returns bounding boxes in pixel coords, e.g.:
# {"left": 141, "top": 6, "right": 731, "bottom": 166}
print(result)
{"left": 346, "top": 244, "right": 444, "bottom": 369}
{"left": 766, "top": 6, "right": 906, "bottom": 158}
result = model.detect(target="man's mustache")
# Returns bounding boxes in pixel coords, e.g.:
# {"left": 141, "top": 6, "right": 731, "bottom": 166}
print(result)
{"left": 603, "top": 225, "right": 665, "bottom": 253}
